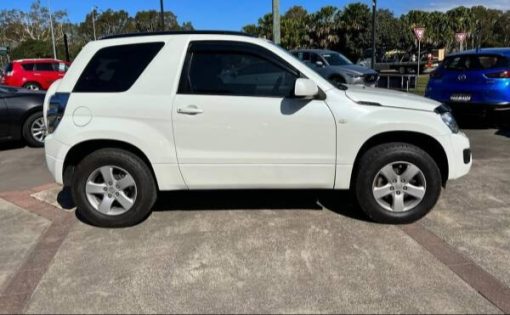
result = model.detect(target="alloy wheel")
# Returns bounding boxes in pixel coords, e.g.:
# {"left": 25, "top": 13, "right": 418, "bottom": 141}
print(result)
{"left": 372, "top": 161, "right": 427, "bottom": 212}
{"left": 30, "top": 117, "right": 46, "bottom": 144}
{"left": 85, "top": 166, "right": 138, "bottom": 216}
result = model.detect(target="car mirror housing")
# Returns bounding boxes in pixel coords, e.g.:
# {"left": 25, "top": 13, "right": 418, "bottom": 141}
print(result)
{"left": 294, "top": 78, "right": 319, "bottom": 98}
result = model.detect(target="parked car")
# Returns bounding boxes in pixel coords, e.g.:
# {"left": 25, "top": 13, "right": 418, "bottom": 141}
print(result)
{"left": 44, "top": 31, "right": 471, "bottom": 227}
{"left": 0, "top": 85, "right": 46, "bottom": 147}
{"left": 1, "top": 59, "right": 70, "bottom": 91}
{"left": 292, "top": 49, "right": 379, "bottom": 87}
{"left": 426, "top": 48, "right": 510, "bottom": 116}
{"left": 358, "top": 49, "right": 432, "bottom": 74}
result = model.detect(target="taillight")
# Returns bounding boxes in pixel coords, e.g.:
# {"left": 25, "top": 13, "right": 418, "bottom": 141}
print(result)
{"left": 430, "top": 70, "right": 442, "bottom": 79}
{"left": 485, "top": 70, "right": 510, "bottom": 79}
{"left": 46, "top": 93, "right": 70, "bottom": 134}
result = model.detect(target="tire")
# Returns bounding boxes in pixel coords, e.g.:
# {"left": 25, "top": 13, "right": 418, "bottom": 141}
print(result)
{"left": 72, "top": 148, "right": 157, "bottom": 227}
{"left": 23, "top": 82, "right": 41, "bottom": 90}
{"left": 22, "top": 112, "right": 45, "bottom": 147}
{"left": 354, "top": 143, "right": 442, "bottom": 224}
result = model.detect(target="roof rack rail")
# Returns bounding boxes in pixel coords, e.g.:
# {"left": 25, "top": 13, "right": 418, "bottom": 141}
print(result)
{"left": 101, "top": 30, "right": 253, "bottom": 40}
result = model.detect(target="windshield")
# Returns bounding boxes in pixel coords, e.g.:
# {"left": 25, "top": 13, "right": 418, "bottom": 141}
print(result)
{"left": 322, "top": 52, "right": 353, "bottom": 66}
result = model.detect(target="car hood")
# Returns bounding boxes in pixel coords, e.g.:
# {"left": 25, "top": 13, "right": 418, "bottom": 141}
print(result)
{"left": 344, "top": 85, "right": 440, "bottom": 112}
{"left": 330, "top": 64, "right": 377, "bottom": 76}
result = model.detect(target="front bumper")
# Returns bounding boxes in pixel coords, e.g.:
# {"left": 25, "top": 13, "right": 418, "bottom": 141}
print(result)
{"left": 439, "top": 132, "right": 472, "bottom": 180}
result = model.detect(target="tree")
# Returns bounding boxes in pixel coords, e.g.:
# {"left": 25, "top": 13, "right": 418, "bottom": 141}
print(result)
{"left": 134, "top": 10, "right": 192, "bottom": 32}
{"left": 338, "top": 3, "right": 371, "bottom": 60}
{"left": 281, "top": 6, "right": 309, "bottom": 49}
{"left": 0, "top": 0, "right": 67, "bottom": 43}
{"left": 306, "top": 6, "right": 340, "bottom": 49}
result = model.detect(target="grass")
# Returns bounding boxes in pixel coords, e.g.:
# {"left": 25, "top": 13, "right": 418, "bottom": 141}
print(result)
{"left": 411, "top": 75, "right": 430, "bottom": 96}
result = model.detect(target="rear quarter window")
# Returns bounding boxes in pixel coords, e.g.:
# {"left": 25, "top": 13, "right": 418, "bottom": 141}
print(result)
{"left": 73, "top": 42, "right": 164, "bottom": 93}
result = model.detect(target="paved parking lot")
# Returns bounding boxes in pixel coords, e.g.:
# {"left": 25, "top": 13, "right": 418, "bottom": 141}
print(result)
{"left": 0, "top": 127, "right": 509, "bottom": 313}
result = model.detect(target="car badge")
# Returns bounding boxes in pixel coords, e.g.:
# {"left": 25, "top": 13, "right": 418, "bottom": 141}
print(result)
{"left": 458, "top": 74, "right": 467, "bottom": 81}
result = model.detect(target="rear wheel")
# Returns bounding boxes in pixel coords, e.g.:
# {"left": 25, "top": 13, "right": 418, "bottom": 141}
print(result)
{"left": 23, "top": 82, "right": 41, "bottom": 90}
{"left": 354, "top": 143, "right": 442, "bottom": 224}
{"left": 72, "top": 148, "right": 157, "bottom": 227}
{"left": 22, "top": 112, "right": 45, "bottom": 147}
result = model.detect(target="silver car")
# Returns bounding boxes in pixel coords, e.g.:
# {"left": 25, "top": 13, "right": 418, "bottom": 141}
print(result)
{"left": 293, "top": 49, "right": 379, "bottom": 87}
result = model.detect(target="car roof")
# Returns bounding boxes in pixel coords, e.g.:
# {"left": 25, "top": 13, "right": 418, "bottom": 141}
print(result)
{"left": 101, "top": 30, "right": 253, "bottom": 40}
{"left": 292, "top": 49, "right": 338, "bottom": 55}
{"left": 447, "top": 48, "right": 510, "bottom": 58}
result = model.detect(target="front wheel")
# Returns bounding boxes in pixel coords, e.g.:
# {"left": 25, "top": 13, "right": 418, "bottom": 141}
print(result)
{"left": 72, "top": 148, "right": 157, "bottom": 227}
{"left": 354, "top": 143, "right": 442, "bottom": 224}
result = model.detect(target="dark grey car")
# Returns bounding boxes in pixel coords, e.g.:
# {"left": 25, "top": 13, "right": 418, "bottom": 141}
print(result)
{"left": 292, "top": 49, "right": 379, "bottom": 87}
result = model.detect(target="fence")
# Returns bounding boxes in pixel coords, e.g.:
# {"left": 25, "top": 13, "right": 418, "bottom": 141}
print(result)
{"left": 377, "top": 74, "right": 418, "bottom": 92}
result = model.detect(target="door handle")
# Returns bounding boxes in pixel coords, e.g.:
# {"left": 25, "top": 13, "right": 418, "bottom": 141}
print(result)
{"left": 177, "top": 105, "right": 203, "bottom": 115}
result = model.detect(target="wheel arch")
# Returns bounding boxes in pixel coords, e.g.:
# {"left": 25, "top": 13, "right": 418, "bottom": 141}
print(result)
{"left": 63, "top": 139, "right": 159, "bottom": 190}
{"left": 350, "top": 131, "right": 449, "bottom": 188}
{"left": 328, "top": 73, "right": 347, "bottom": 83}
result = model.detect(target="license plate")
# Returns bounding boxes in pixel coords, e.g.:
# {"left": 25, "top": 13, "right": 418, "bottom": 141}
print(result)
{"left": 450, "top": 94, "right": 471, "bottom": 102}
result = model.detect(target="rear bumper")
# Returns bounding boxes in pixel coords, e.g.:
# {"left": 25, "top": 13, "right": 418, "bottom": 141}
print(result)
{"left": 44, "top": 134, "right": 70, "bottom": 185}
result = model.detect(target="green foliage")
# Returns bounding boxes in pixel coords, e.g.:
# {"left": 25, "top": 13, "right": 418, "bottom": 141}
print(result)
{"left": 245, "top": 3, "right": 510, "bottom": 62}
{"left": 0, "top": 0, "right": 194, "bottom": 62}
{"left": 10, "top": 39, "right": 53, "bottom": 59}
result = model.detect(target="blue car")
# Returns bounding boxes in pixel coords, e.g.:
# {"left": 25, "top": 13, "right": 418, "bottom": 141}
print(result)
{"left": 426, "top": 48, "right": 510, "bottom": 116}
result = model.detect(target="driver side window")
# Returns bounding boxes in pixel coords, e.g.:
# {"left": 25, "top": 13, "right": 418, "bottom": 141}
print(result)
{"left": 179, "top": 42, "right": 299, "bottom": 98}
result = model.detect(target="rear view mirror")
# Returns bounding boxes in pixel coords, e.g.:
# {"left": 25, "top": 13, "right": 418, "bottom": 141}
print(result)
{"left": 294, "top": 78, "right": 319, "bottom": 98}
{"left": 316, "top": 61, "right": 324, "bottom": 67}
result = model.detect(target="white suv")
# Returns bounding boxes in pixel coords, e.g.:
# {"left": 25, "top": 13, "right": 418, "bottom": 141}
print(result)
{"left": 44, "top": 31, "right": 471, "bottom": 227}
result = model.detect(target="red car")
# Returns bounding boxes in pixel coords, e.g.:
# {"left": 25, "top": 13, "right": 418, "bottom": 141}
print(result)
{"left": 1, "top": 59, "right": 70, "bottom": 91}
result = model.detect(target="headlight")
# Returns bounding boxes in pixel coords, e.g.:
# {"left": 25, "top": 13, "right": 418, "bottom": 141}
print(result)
{"left": 440, "top": 111, "right": 459, "bottom": 134}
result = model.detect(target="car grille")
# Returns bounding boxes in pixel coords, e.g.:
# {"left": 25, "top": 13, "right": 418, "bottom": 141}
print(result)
{"left": 364, "top": 74, "right": 379, "bottom": 84}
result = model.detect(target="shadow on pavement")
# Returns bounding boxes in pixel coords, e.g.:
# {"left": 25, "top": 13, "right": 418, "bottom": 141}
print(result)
{"left": 74, "top": 189, "right": 370, "bottom": 227}
{"left": 0, "top": 141, "right": 26, "bottom": 151}
{"left": 153, "top": 189, "right": 370, "bottom": 221}
{"left": 495, "top": 128, "right": 510, "bottom": 138}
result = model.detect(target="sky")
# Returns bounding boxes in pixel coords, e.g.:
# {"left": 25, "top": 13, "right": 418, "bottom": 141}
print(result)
{"left": 1, "top": 0, "right": 509, "bottom": 30}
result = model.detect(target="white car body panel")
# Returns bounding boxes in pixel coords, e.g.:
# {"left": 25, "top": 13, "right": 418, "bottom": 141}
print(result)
{"left": 172, "top": 94, "right": 336, "bottom": 189}
{"left": 44, "top": 33, "right": 471, "bottom": 192}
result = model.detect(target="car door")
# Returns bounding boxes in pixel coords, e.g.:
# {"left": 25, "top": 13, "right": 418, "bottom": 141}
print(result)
{"left": 34, "top": 62, "right": 59, "bottom": 89}
{"left": 172, "top": 41, "right": 337, "bottom": 189}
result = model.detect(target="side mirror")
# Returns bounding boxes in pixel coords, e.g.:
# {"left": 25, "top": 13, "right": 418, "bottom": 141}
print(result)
{"left": 294, "top": 78, "right": 319, "bottom": 98}
{"left": 315, "top": 61, "right": 324, "bottom": 67}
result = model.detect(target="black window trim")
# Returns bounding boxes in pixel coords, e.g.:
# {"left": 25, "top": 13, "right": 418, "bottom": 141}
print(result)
{"left": 177, "top": 40, "right": 304, "bottom": 99}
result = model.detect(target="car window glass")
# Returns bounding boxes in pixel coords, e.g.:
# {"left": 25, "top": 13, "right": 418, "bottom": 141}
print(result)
{"left": 51, "top": 62, "right": 65, "bottom": 72}
{"left": 476, "top": 55, "right": 509, "bottom": 69}
{"left": 5, "top": 63, "right": 13, "bottom": 73}
{"left": 311, "top": 53, "right": 322, "bottom": 64}
{"left": 181, "top": 50, "right": 298, "bottom": 98}
{"left": 444, "top": 55, "right": 509, "bottom": 71}
{"left": 73, "top": 42, "right": 164, "bottom": 93}
{"left": 322, "top": 53, "right": 352, "bottom": 66}
{"left": 35, "top": 63, "right": 55, "bottom": 71}
{"left": 22, "top": 63, "right": 35, "bottom": 71}
{"left": 443, "top": 56, "right": 466, "bottom": 70}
